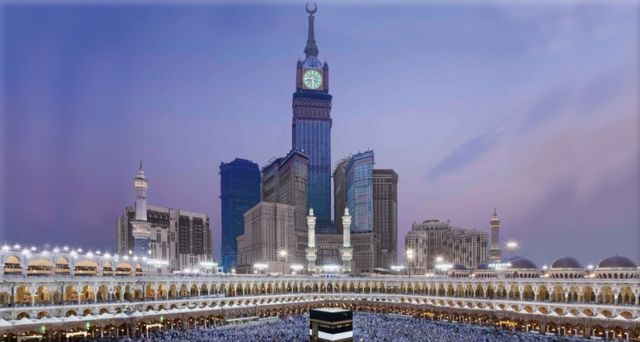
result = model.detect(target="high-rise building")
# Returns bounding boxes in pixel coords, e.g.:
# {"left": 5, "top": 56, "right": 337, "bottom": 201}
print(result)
{"left": 373, "top": 169, "right": 398, "bottom": 269}
{"left": 261, "top": 149, "right": 309, "bottom": 264}
{"left": 332, "top": 153, "right": 396, "bottom": 271}
{"left": 219, "top": 158, "right": 261, "bottom": 272}
{"left": 117, "top": 205, "right": 212, "bottom": 271}
{"left": 236, "top": 202, "right": 297, "bottom": 274}
{"left": 346, "top": 151, "right": 375, "bottom": 233}
{"left": 292, "top": 5, "right": 332, "bottom": 230}
{"left": 405, "top": 219, "right": 488, "bottom": 274}
{"left": 489, "top": 209, "right": 502, "bottom": 262}
{"left": 333, "top": 158, "right": 349, "bottom": 235}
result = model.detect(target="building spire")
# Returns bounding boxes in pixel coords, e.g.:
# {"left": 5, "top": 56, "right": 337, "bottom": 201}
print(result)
{"left": 304, "top": 3, "right": 319, "bottom": 58}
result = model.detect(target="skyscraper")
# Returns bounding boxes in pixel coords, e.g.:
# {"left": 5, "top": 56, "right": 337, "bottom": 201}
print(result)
{"left": 373, "top": 169, "right": 398, "bottom": 269}
{"left": 292, "top": 4, "right": 332, "bottom": 229}
{"left": 219, "top": 158, "right": 261, "bottom": 272}
{"left": 261, "top": 149, "right": 309, "bottom": 265}
{"left": 333, "top": 158, "right": 349, "bottom": 235}
{"left": 346, "top": 151, "right": 375, "bottom": 233}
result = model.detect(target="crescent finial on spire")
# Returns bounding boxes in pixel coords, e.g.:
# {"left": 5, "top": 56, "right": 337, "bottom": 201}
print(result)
{"left": 304, "top": 3, "right": 319, "bottom": 58}
{"left": 306, "top": 2, "right": 317, "bottom": 15}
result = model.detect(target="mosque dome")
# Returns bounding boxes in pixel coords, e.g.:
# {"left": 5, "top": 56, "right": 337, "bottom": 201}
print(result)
{"left": 597, "top": 255, "right": 637, "bottom": 269}
{"left": 551, "top": 256, "right": 582, "bottom": 269}
{"left": 509, "top": 257, "right": 538, "bottom": 269}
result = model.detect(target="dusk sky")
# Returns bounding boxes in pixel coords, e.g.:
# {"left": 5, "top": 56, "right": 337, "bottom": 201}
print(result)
{"left": 1, "top": 1, "right": 638, "bottom": 265}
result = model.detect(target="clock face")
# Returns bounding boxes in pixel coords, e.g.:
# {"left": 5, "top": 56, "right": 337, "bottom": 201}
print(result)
{"left": 303, "top": 69, "right": 323, "bottom": 89}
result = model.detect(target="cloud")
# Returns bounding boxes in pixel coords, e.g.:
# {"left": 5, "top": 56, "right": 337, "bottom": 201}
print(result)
{"left": 426, "top": 130, "right": 501, "bottom": 181}
{"left": 417, "top": 62, "right": 638, "bottom": 263}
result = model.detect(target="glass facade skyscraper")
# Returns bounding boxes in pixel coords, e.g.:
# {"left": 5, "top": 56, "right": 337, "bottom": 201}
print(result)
{"left": 292, "top": 7, "right": 332, "bottom": 230}
{"left": 219, "top": 158, "right": 261, "bottom": 272}
{"left": 346, "top": 151, "right": 375, "bottom": 233}
{"left": 292, "top": 114, "right": 331, "bottom": 227}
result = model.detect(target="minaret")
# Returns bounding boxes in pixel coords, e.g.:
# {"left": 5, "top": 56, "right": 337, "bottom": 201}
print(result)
{"left": 305, "top": 208, "right": 317, "bottom": 273}
{"left": 340, "top": 208, "right": 353, "bottom": 273}
{"left": 488, "top": 208, "right": 502, "bottom": 262}
{"left": 131, "top": 162, "right": 151, "bottom": 257}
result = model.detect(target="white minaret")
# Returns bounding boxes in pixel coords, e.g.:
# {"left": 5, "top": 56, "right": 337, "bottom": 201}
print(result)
{"left": 134, "top": 162, "right": 148, "bottom": 221}
{"left": 340, "top": 208, "right": 353, "bottom": 273}
{"left": 305, "top": 208, "right": 317, "bottom": 273}
{"left": 489, "top": 208, "right": 502, "bottom": 262}
{"left": 131, "top": 162, "right": 151, "bottom": 256}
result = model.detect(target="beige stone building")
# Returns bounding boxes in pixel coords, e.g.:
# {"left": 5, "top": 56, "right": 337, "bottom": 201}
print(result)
{"left": 405, "top": 219, "right": 488, "bottom": 274}
{"left": 261, "top": 149, "right": 309, "bottom": 270}
{"left": 236, "top": 202, "right": 298, "bottom": 274}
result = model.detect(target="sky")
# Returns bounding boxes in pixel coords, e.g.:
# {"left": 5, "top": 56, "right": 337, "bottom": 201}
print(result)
{"left": 1, "top": 0, "right": 638, "bottom": 266}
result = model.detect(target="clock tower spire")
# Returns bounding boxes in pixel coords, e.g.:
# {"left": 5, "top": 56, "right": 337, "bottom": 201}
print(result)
{"left": 304, "top": 3, "right": 319, "bottom": 58}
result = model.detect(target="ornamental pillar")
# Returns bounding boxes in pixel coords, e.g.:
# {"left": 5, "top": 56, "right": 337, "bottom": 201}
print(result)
{"left": 340, "top": 209, "right": 353, "bottom": 274}
{"left": 305, "top": 209, "right": 317, "bottom": 273}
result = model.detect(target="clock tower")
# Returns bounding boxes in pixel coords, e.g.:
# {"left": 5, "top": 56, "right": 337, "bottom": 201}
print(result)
{"left": 292, "top": 3, "right": 333, "bottom": 231}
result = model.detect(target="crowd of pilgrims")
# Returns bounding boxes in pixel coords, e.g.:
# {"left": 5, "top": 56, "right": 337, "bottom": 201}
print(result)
{"left": 95, "top": 311, "right": 590, "bottom": 341}
{"left": 351, "top": 312, "right": 589, "bottom": 342}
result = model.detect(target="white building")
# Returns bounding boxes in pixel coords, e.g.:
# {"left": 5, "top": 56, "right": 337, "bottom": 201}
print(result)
{"left": 236, "top": 202, "right": 298, "bottom": 274}
{"left": 405, "top": 219, "right": 488, "bottom": 274}
{"left": 116, "top": 165, "right": 212, "bottom": 272}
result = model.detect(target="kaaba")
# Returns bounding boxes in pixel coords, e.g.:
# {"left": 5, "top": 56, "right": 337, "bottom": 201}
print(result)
{"left": 309, "top": 308, "right": 353, "bottom": 342}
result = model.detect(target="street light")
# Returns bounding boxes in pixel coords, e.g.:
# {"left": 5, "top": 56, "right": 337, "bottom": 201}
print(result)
{"left": 435, "top": 256, "right": 445, "bottom": 275}
{"left": 279, "top": 250, "right": 288, "bottom": 275}
{"left": 406, "top": 249, "right": 415, "bottom": 277}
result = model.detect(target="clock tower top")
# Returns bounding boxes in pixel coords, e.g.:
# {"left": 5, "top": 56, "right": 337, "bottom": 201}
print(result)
{"left": 296, "top": 3, "right": 329, "bottom": 93}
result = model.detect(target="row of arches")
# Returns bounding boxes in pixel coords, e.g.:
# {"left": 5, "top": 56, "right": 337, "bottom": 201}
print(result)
{"left": 3, "top": 255, "right": 144, "bottom": 276}
{"left": 7, "top": 291, "right": 638, "bottom": 327}
{"left": 1, "top": 281, "right": 637, "bottom": 307}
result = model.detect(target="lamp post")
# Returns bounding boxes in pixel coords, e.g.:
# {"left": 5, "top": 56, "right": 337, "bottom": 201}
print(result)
{"left": 406, "top": 249, "right": 415, "bottom": 278}
{"left": 279, "top": 250, "right": 288, "bottom": 275}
